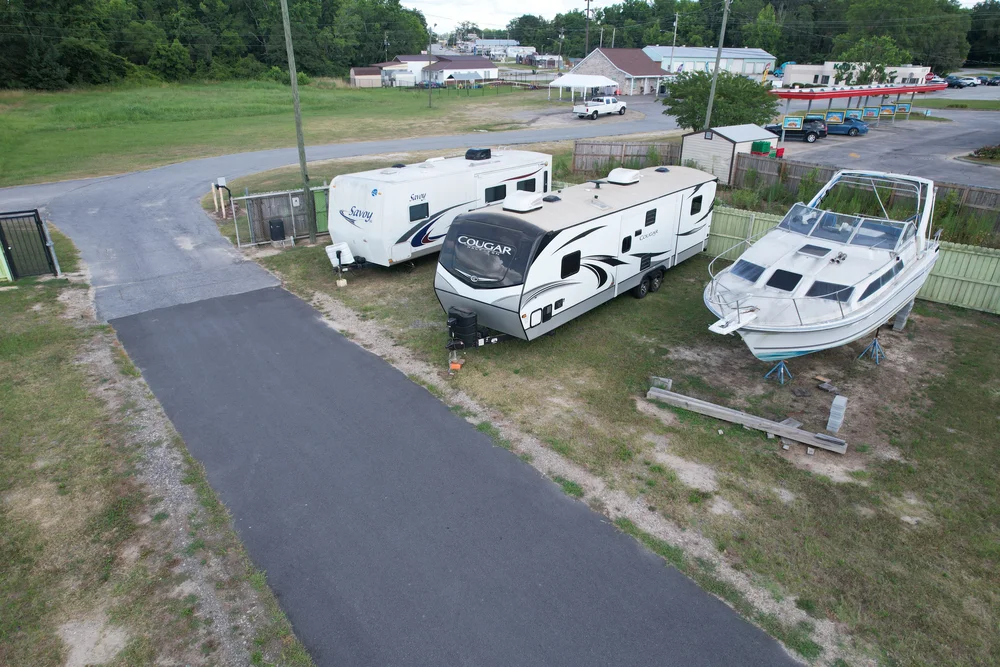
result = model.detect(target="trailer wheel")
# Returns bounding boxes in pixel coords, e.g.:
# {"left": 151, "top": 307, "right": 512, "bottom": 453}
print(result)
{"left": 632, "top": 277, "right": 651, "bottom": 299}
{"left": 648, "top": 270, "right": 664, "bottom": 293}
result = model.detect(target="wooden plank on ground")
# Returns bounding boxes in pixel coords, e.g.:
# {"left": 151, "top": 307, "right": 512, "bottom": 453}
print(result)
{"left": 645, "top": 387, "right": 848, "bottom": 454}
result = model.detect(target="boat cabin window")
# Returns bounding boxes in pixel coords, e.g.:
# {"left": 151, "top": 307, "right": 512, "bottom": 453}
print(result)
{"left": 778, "top": 203, "right": 820, "bottom": 236}
{"left": 806, "top": 280, "right": 854, "bottom": 302}
{"left": 900, "top": 223, "right": 917, "bottom": 246}
{"left": 517, "top": 178, "right": 536, "bottom": 192}
{"left": 645, "top": 209, "right": 656, "bottom": 226}
{"left": 850, "top": 219, "right": 905, "bottom": 249}
{"left": 409, "top": 203, "right": 429, "bottom": 222}
{"left": 440, "top": 219, "right": 537, "bottom": 289}
{"left": 766, "top": 269, "right": 803, "bottom": 292}
{"left": 561, "top": 251, "right": 581, "bottom": 279}
{"left": 860, "top": 260, "right": 905, "bottom": 301}
{"left": 731, "top": 259, "right": 766, "bottom": 283}
{"left": 690, "top": 196, "right": 703, "bottom": 215}
{"left": 485, "top": 184, "right": 507, "bottom": 203}
{"left": 809, "top": 211, "right": 861, "bottom": 244}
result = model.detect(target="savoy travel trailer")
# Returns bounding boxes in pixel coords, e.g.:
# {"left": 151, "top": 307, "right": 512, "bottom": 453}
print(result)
{"left": 434, "top": 166, "right": 718, "bottom": 347}
{"left": 327, "top": 148, "right": 552, "bottom": 267}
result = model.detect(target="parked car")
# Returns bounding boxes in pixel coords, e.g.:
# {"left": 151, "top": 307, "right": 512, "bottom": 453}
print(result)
{"left": 825, "top": 117, "right": 869, "bottom": 137}
{"left": 988, "top": 76, "right": 1000, "bottom": 86}
{"left": 976, "top": 76, "right": 990, "bottom": 85}
{"left": 959, "top": 77, "right": 979, "bottom": 87}
{"left": 764, "top": 116, "right": 827, "bottom": 143}
{"left": 946, "top": 75, "right": 968, "bottom": 88}
{"left": 928, "top": 75, "right": 945, "bottom": 84}
{"left": 573, "top": 96, "right": 626, "bottom": 120}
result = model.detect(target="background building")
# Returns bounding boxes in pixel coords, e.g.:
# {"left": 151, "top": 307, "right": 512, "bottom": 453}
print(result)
{"left": 643, "top": 46, "right": 775, "bottom": 77}
{"left": 349, "top": 67, "right": 382, "bottom": 88}
{"left": 779, "top": 62, "right": 931, "bottom": 87}
{"left": 569, "top": 48, "right": 664, "bottom": 95}
{"left": 423, "top": 56, "right": 499, "bottom": 84}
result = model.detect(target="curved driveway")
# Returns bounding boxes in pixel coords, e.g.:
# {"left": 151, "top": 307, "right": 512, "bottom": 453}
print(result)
{"left": 0, "top": 102, "right": 799, "bottom": 666}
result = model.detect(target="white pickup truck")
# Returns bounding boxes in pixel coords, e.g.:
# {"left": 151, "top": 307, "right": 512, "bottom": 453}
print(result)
{"left": 573, "top": 96, "right": 626, "bottom": 120}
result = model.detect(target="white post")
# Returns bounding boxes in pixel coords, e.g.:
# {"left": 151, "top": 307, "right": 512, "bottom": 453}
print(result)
{"left": 221, "top": 190, "right": 227, "bottom": 218}
{"left": 212, "top": 184, "right": 219, "bottom": 212}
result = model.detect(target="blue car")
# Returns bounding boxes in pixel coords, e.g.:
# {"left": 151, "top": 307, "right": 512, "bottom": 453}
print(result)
{"left": 825, "top": 117, "right": 869, "bottom": 137}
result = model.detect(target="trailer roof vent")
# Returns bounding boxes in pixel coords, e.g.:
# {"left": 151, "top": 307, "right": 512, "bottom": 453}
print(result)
{"left": 655, "top": 167, "right": 670, "bottom": 173}
{"left": 503, "top": 191, "right": 544, "bottom": 213}
{"left": 542, "top": 195, "right": 561, "bottom": 202}
{"left": 465, "top": 147, "right": 492, "bottom": 161}
{"left": 607, "top": 168, "right": 641, "bottom": 185}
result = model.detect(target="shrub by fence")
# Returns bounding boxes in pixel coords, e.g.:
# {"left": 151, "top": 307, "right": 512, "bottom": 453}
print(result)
{"left": 572, "top": 140, "right": 681, "bottom": 174}
{"left": 731, "top": 153, "right": 1000, "bottom": 237}
{"left": 704, "top": 206, "right": 1000, "bottom": 315}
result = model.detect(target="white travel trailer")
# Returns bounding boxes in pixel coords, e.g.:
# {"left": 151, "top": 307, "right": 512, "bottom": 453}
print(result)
{"left": 435, "top": 166, "right": 718, "bottom": 347}
{"left": 327, "top": 148, "right": 552, "bottom": 267}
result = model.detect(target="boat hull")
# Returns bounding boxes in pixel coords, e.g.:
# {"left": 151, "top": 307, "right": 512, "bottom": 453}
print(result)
{"left": 714, "top": 251, "right": 939, "bottom": 362}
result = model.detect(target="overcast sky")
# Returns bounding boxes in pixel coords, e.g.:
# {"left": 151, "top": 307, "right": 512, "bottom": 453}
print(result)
{"left": 405, "top": 0, "right": 981, "bottom": 33}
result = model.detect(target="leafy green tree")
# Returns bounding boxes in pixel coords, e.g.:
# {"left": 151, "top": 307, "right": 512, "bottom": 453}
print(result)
{"left": 58, "top": 38, "right": 130, "bottom": 84}
{"left": 834, "top": 36, "right": 911, "bottom": 84}
{"left": 661, "top": 70, "right": 778, "bottom": 130}
{"left": 742, "top": 4, "right": 782, "bottom": 56}
{"left": 968, "top": 1, "right": 1000, "bottom": 67}
{"left": 149, "top": 39, "right": 193, "bottom": 81}
{"left": 121, "top": 21, "right": 168, "bottom": 65}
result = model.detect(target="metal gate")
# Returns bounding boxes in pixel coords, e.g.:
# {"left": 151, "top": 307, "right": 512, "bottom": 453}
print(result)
{"left": 0, "top": 210, "right": 57, "bottom": 279}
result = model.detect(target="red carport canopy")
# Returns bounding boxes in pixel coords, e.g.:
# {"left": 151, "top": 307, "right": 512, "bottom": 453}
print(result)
{"left": 770, "top": 82, "right": 946, "bottom": 100}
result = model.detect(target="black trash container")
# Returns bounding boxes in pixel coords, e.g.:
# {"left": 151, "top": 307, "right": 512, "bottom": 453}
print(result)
{"left": 269, "top": 218, "right": 286, "bottom": 242}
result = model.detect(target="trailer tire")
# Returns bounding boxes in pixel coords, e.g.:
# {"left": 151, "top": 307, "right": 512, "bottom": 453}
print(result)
{"left": 632, "top": 277, "right": 651, "bottom": 299}
{"left": 648, "top": 270, "right": 664, "bottom": 293}
{"left": 591, "top": 111, "right": 599, "bottom": 120}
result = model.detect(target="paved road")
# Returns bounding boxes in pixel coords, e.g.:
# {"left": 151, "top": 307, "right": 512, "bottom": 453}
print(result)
{"left": 0, "top": 113, "right": 797, "bottom": 665}
{"left": 779, "top": 109, "right": 1000, "bottom": 187}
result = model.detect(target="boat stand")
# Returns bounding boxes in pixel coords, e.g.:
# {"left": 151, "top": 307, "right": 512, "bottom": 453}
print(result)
{"left": 765, "top": 360, "right": 793, "bottom": 385}
{"left": 858, "top": 333, "right": 887, "bottom": 365}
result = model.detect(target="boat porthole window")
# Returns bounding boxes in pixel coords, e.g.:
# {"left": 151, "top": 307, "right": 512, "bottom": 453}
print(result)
{"left": 409, "top": 203, "right": 429, "bottom": 222}
{"left": 690, "top": 196, "right": 703, "bottom": 215}
{"left": 561, "top": 251, "right": 581, "bottom": 279}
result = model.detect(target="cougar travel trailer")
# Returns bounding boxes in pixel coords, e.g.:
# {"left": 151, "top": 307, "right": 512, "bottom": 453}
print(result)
{"left": 703, "top": 170, "right": 940, "bottom": 373}
{"left": 327, "top": 148, "right": 552, "bottom": 267}
{"left": 435, "top": 166, "right": 718, "bottom": 347}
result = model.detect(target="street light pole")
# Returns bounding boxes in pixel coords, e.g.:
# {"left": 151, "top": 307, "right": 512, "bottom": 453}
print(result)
{"left": 585, "top": 0, "right": 591, "bottom": 55}
{"left": 428, "top": 23, "right": 436, "bottom": 108}
{"left": 278, "top": 0, "right": 315, "bottom": 243}
{"left": 703, "top": 0, "right": 732, "bottom": 131}
{"left": 667, "top": 13, "right": 678, "bottom": 75}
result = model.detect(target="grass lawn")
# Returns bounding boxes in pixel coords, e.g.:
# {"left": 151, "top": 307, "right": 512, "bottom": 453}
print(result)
{"left": 253, "top": 240, "right": 1000, "bottom": 664}
{"left": 913, "top": 98, "right": 1000, "bottom": 110}
{"left": 0, "top": 230, "right": 309, "bottom": 666}
{"left": 0, "top": 81, "right": 553, "bottom": 187}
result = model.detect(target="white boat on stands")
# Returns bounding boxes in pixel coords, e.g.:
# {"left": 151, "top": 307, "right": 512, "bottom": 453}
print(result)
{"left": 704, "top": 170, "right": 941, "bottom": 363}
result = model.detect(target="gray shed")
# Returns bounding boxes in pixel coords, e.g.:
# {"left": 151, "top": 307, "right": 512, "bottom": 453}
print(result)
{"left": 681, "top": 124, "right": 776, "bottom": 185}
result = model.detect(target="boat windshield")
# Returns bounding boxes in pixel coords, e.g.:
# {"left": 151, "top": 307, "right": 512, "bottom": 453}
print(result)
{"left": 849, "top": 219, "right": 906, "bottom": 249}
{"left": 810, "top": 211, "right": 861, "bottom": 243}
{"left": 777, "top": 204, "right": 821, "bottom": 235}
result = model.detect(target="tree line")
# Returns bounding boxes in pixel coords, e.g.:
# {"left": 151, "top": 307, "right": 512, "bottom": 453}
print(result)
{"left": 460, "top": 0, "right": 995, "bottom": 74}
{"left": 0, "top": 0, "right": 429, "bottom": 89}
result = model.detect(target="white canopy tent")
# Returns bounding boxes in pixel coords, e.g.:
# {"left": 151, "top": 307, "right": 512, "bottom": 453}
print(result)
{"left": 547, "top": 73, "right": 620, "bottom": 102}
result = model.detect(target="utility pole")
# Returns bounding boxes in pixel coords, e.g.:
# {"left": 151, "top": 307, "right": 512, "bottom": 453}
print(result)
{"left": 278, "top": 0, "right": 315, "bottom": 243}
{"left": 667, "top": 13, "right": 678, "bottom": 74}
{"left": 611, "top": 26, "right": 616, "bottom": 48}
{"left": 584, "top": 0, "right": 591, "bottom": 55}
{"left": 383, "top": 31, "right": 389, "bottom": 63}
{"left": 703, "top": 0, "right": 732, "bottom": 131}
{"left": 427, "top": 23, "right": 436, "bottom": 108}
{"left": 558, "top": 29, "right": 565, "bottom": 67}
{"left": 600, "top": 25, "right": 604, "bottom": 48}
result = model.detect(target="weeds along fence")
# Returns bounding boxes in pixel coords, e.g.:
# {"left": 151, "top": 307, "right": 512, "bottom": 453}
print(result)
{"left": 731, "top": 153, "right": 1000, "bottom": 240}
{"left": 704, "top": 207, "right": 1000, "bottom": 315}
{"left": 572, "top": 140, "right": 681, "bottom": 174}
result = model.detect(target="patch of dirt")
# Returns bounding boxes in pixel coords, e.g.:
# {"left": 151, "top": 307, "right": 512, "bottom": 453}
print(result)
{"left": 886, "top": 492, "right": 934, "bottom": 527}
{"left": 710, "top": 496, "right": 742, "bottom": 517}
{"left": 643, "top": 433, "right": 719, "bottom": 493}
{"left": 300, "top": 283, "right": 859, "bottom": 666}
{"left": 58, "top": 612, "right": 128, "bottom": 667}
{"left": 634, "top": 398, "right": 677, "bottom": 425}
{"left": 773, "top": 487, "right": 796, "bottom": 504}
{"left": 0, "top": 285, "right": 19, "bottom": 291}
{"left": 780, "top": 446, "right": 870, "bottom": 484}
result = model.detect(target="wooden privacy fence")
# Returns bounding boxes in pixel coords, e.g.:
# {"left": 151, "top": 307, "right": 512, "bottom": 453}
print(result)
{"left": 573, "top": 140, "right": 681, "bottom": 173}
{"left": 703, "top": 206, "right": 1000, "bottom": 315}
{"left": 730, "top": 153, "right": 1000, "bottom": 232}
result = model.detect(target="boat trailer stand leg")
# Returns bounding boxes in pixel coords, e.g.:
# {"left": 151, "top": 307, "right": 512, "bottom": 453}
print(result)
{"left": 764, "top": 360, "right": 793, "bottom": 385}
{"left": 858, "top": 331, "right": 888, "bottom": 365}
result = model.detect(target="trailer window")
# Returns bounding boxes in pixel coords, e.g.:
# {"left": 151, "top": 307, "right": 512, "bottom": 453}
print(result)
{"left": 517, "top": 178, "right": 536, "bottom": 192}
{"left": 485, "top": 185, "right": 506, "bottom": 203}
{"left": 439, "top": 219, "right": 537, "bottom": 290}
{"left": 409, "top": 203, "right": 429, "bottom": 222}
{"left": 645, "top": 209, "right": 656, "bottom": 226}
{"left": 543, "top": 171, "right": 548, "bottom": 193}
{"left": 690, "top": 196, "right": 703, "bottom": 215}
{"left": 561, "top": 251, "right": 581, "bottom": 279}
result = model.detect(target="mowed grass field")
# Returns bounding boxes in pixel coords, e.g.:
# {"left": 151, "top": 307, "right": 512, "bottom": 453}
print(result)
{"left": 0, "top": 81, "right": 552, "bottom": 187}
{"left": 256, "top": 242, "right": 1000, "bottom": 664}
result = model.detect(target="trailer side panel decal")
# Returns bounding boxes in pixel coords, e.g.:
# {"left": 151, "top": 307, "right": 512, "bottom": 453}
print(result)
{"left": 395, "top": 200, "right": 476, "bottom": 247}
